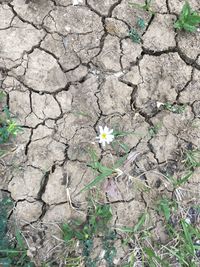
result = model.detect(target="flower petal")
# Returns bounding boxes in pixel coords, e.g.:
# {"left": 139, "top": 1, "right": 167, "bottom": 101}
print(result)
{"left": 101, "top": 140, "right": 106, "bottom": 147}
{"left": 104, "top": 126, "right": 109, "bottom": 133}
{"left": 99, "top": 126, "right": 103, "bottom": 134}
{"left": 107, "top": 134, "right": 114, "bottom": 141}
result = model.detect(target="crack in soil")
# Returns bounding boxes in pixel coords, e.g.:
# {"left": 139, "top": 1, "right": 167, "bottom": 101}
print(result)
{"left": 1, "top": 1, "right": 199, "bottom": 264}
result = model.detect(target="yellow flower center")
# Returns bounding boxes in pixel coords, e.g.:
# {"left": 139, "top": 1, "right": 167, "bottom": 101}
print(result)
{"left": 101, "top": 133, "right": 107, "bottom": 139}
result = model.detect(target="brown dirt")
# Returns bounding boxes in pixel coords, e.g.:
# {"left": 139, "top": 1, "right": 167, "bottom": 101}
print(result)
{"left": 0, "top": 0, "right": 200, "bottom": 265}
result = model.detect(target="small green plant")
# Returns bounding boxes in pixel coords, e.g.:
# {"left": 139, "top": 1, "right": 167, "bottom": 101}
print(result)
{"left": 164, "top": 149, "right": 200, "bottom": 188}
{"left": 80, "top": 148, "right": 128, "bottom": 192}
{"left": 157, "top": 197, "right": 200, "bottom": 266}
{"left": 157, "top": 198, "right": 177, "bottom": 222}
{"left": 184, "top": 149, "right": 200, "bottom": 170}
{"left": 174, "top": 1, "right": 200, "bottom": 32}
{"left": 0, "top": 91, "right": 5, "bottom": 101}
{"left": 116, "top": 212, "right": 148, "bottom": 236}
{"left": 166, "top": 171, "right": 193, "bottom": 188}
{"left": 118, "top": 212, "right": 169, "bottom": 266}
{"left": 62, "top": 203, "right": 115, "bottom": 267}
{"left": 0, "top": 108, "right": 21, "bottom": 145}
{"left": 129, "top": 28, "right": 141, "bottom": 43}
{"left": 0, "top": 92, "right": 22, "bottom": 148}
{"left": 64, "top": 256, "right": 84, "bottom": 267}
{"left": 129, "top": 0, "right": 154, "bottom": 14}
{"left": 137, "top": 17, "right": 146, "bottom": 29}
{"left": 163, "top": 102, "right": 186, "bottom": 114}
{"left": 0, "top": 197, "right": 34, "bottom": 267}
{"left": 121, "top": 197, "right": 200, "bottom": 266}
{"left": 112, "top": 128, "right": 138, "bottom": 153}
{"left": 63, "top": 204, "right": 112, "bottom": 242}
{"left": 148, "top": 123, "right": 162, "bottom": 137}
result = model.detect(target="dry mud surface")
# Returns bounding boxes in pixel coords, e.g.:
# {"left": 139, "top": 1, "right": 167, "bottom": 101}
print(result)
{"left": 0, "top": 0, "right": 200, "bottom": 265}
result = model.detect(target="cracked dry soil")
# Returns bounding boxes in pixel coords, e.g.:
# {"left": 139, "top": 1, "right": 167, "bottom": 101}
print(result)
{"left": 0, "top": 0, "right": 200, "bottom": 265}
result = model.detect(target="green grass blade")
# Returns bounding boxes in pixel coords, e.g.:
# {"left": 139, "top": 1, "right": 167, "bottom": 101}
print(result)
{"left": 133, "top": 213, "right": 147, "bottom": 233}
{"left": 115, "top": 226, "right": 135, "bottom": 233}
{"left": 80, "top": 170, "right": 114, "bottom": 192}
{"left": 113, "top": 154, "right": 128, "bottom": 169}
{"left": 187, "top": 15, "right": 200, "bottom": 25}
{"left": 158, "top": 198, "right": 171, "bottom": 221}
{"left": 181, "top": 220, "right": 194, "bottom": 255}
{"left": 181, "top": 1, "right": 191, "bottom": 20}
{"left": 176, "top": 171, "right": 193, "bottom": 186}
{"left": 183, "top": 23, "right": 197, "bottom": 32}
{"left": 15, "top": 230, "right": 25, "bottom": 250}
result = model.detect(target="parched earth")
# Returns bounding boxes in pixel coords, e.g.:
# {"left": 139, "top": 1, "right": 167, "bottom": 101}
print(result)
{"left": 0, "top": 0, "right": 200, "bottom": 265}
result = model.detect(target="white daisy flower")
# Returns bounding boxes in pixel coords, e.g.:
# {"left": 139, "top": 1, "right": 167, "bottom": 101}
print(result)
{"left": 96, "top": 126, "right": 114, "bottom": 147}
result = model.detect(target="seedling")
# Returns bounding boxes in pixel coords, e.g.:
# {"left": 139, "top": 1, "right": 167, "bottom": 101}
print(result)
{"left": 111, "top": 128, "right": 137, "bottom": 153}
{"left": 0, "top": 93, "right": 22, "bottom": 146}
{"left": 116, "top": 212, "right": 148, "bottom": 235}
{"left": 118, "top": 212, "right": 169, "bottom": 266}
{"left": 0, "top": 197, "right": 33, "bottom": 267}
{"left": 80, "top": 148, "right": 129, "bottom": 192}
{"left": 63, "top": 204, "right": 112, "bottom": 242}
{"left": 184, "top": 149, "right": 200, "bottom": 170}
{"left": 174, "top": 1, "right": 200, "bottom": 32}
{"left": 0, "top": 91, "right": 5, "bottom": 101}
{"left": 157, "top": 197, "right": 200, "bottom": 266}
{"left": 129, "top": 28, "right": 141, "bottom": 43}
{"left": 157, "top": 198, "right": 177, "bottom": 222}
{"left": 164, "top": 149, "right": 200, "bottom": 188}
{"left": 62, "top": 203, "right": 115, "bottom": 267}
{"left": 64, "top": 256, "right": 83, "bottom": 267}
{"left": 148, "top": 123, "right": 162, "bottom": 137}
{"left": 129, "top": 0, "right": 154, "bottom": 14}
{"left": 137, "top": 17, "right": 146, "bottom": 29}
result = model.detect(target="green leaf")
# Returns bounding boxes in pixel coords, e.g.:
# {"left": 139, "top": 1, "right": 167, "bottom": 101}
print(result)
{"left": 62, "top": 223, "right": 74, "bottom": 241}
{"left": 187, "top": 14, "right": 200, "bottom": 25}
{"left": 115, "top": 226, "right": 135, "bottom": 233}
{"left": 187, "top": 16, "right": 200, "bottom": 26}
{"left": 158, "top": 198, "right": 171, "bottom": 221}
{"left": 181, "top": 1, "right": 191, "bottom": 20}
{"left": 144, "top": 247, "right": 168, "bottom": 267}
{"left": 174, "top": 21, "right": 182, "bottom": 29}
{"left": 118, "top": 142, "right": 130, "bottom": 153}
{"left": 181, "top": 220, "right": 194, "bottom": 255}
{"left": 113, "top": 130, "right": 134, "bottom": 137}
{"left": 183, "top": 23, "right": 197, "bottom": 32}
{"left": 176, "top": 171, "right": 193, "bottom": 186}
{"left": 0, "top": 91, "right": 6, "bottom": 101}
{"left": 0, "top": 258, "right": 12, "bottom": 266}
{"left": 133, "top": 213, "right": 147, "bottom": 233}
{"left": 80, "top": 169, "right": 114, "bottom": 192}
{"left": 3, "top": 106, "right": 10, "bottom": 119}
{"left": 174, "top": 1, "right": 200, "bottom": 32}
{"left": 113, "top": 154, "right": 128, "bottom": 169}
{"left": 15, "top": 230, "right": 25, "bottom": 250}
{"left": 137, "top": 18, "right": 146, "bottom": 29}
